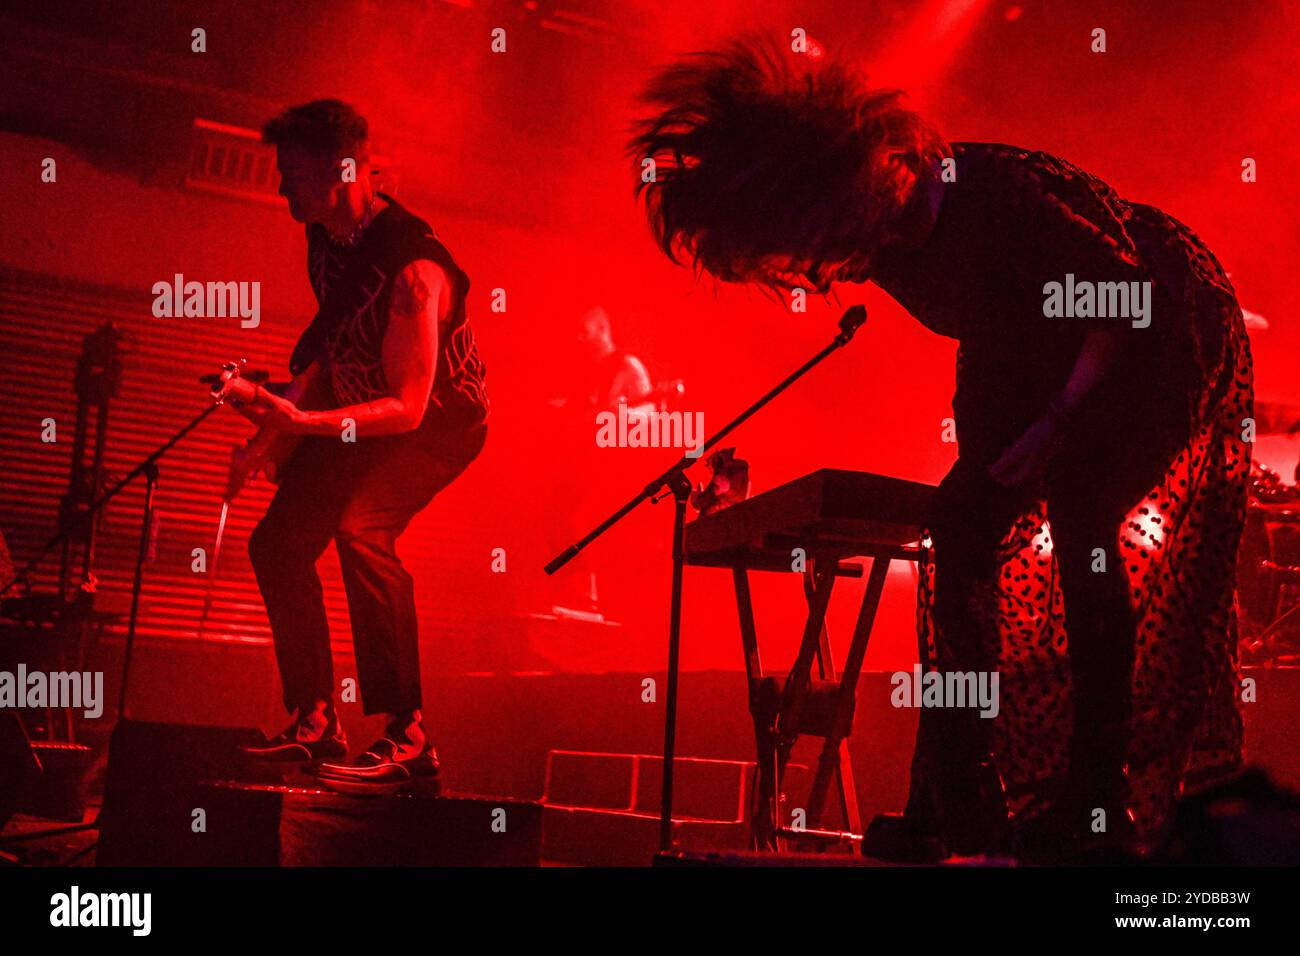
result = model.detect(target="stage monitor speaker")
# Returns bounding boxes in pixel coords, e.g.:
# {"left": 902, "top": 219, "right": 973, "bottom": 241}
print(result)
{"left": 96, "top": 718, "right": 262, "bottom": 866}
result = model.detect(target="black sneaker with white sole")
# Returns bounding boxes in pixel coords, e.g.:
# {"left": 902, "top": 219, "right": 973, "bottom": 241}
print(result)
{"left": 239, "top": 709, "right": 348, "bottom": 764}
{"left": 315, "top": 724, "right": 441, "bottom": 796}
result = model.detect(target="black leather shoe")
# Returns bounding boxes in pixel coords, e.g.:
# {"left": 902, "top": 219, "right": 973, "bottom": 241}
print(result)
{"left": 315, "top": 738, "right": 441, "bottom": 796}
{"left": 239, "top": 711, "right": 347, "bottom": 764}
{"left": 1012, "top": 767, "right": 1141, "bottom": 864}
{"left": 862, "top": 813, "right": 949, "bottom": 863}
{"left": 937, "top": 756, "right": 1010, "bottom": 856}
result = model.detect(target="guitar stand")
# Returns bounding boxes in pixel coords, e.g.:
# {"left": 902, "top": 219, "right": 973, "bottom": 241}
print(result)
{"left": 735, "top": 546, "right": 905, "bottom": 852}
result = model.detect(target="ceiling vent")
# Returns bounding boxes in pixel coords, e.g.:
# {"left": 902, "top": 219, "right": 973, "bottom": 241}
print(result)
{"left": 185, "top": 117, "right": 283, "bottom": 205}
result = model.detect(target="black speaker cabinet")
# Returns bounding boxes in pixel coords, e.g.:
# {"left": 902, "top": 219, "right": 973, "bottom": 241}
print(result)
{"left": 96, "top": 718, "right": 262, "bottom": 866}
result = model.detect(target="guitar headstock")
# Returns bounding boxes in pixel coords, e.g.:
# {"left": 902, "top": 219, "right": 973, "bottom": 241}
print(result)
{"left": 207, "top": 359, "right": 248, "bottom": 404}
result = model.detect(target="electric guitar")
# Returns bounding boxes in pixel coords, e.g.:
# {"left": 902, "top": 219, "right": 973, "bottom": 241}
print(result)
{"left": 207, "top": 359, "right": 330, "bottom": 500}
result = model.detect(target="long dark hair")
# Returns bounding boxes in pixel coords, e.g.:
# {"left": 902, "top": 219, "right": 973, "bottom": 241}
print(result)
{"left": 629, "top": 38, "right": 949, "bottom": 296}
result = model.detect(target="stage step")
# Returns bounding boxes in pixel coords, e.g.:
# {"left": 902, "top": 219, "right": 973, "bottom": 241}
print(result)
{"left": 183, "top": 781, "right": 543, "bottom": 866}
{"left": 539, "top": 749, "right": 811, "bottom": 865}
{"left": 95, "top": 718, "right": 544, "bottom": 866}
{"left": 543, "top": 804, "right": 749, "bottom": 866}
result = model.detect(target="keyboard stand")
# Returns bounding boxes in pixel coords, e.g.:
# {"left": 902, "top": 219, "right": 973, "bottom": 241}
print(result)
{"left": 730, "top": 544, "right": 916, "bottom": 852}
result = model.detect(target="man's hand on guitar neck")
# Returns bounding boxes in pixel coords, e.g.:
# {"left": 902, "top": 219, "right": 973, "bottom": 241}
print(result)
{"left": 223, "top": 376, "right": 307, "bottom": 432}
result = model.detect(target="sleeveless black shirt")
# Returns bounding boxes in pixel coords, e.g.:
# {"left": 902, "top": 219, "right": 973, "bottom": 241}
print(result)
{"left": 293, "top": 195, "right": 489, "bottom": 435}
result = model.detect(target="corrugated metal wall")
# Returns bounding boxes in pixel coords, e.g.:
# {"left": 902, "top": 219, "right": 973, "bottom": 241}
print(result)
{"left": 0, "top": 266, "right": 354, "bottom": 649}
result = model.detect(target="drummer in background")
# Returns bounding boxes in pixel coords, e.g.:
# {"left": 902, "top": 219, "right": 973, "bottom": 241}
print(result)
{"left": 563, "top": 306, "right": 654, "bottom": 415}
{"left": 543, "top": 307, "right": 654, "bottom": 619}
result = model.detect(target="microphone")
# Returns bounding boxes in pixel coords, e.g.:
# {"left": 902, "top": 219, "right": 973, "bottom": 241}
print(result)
{"left": 835, "top": 305, "right": 868, "bottom": 345}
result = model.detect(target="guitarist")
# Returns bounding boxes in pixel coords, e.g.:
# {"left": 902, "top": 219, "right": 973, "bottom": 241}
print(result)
{"left": 220, "top": 100, "right": 488, "bottom": 793}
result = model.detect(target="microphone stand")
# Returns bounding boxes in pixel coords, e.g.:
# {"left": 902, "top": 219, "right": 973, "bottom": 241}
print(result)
{"left": 545, "top": 304, "right": 868, "bottom": 855}
{"left": 4, "top": 401, "right": 224, "bottom": 710}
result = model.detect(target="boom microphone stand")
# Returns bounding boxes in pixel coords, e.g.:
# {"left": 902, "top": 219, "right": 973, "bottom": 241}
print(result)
{"left": 4, "top": 401, "right": 224, "bottom": 709}
{"left": 545, "top": 304, "right": 868, "bottom": 855}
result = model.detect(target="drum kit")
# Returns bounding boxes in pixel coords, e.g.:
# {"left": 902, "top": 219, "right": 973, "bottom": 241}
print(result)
{"left": 1239, "top": 402, "right": 1300, "bottom": 665}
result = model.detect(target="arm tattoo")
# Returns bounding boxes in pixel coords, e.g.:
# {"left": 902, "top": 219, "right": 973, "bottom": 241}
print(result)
{"left": 391, "top": 267, "right": 432, "bottom": 317}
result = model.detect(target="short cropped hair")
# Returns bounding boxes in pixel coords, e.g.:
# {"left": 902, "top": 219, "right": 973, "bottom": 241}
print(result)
{"left": 262, "top": 99, "right": 370, "bottom": 162}
{"left": 629, "top": 37, "right": 949, "bottom": 296}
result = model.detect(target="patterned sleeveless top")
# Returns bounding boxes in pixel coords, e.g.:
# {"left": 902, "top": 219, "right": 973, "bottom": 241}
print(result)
{"left": 293, "top": 195, "right": 489, "bottom": 435}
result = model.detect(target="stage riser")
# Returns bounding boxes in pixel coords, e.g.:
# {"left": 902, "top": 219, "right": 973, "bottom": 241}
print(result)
{"left": 80, "top": 644, "right": 1300, "bottom": 837}
{"left": 104, "top": 781, "right": 543, "bottom": 867}
{"left": 546, "top": 751, "right": 812, "bottom": 821}
{"left": 542, "top": 806, "right": 748, "bottom": 867}
{"left": 195, "top": 785, "right": 543, "bottom": 867}
{"left": 541, "top": 752, "right": 815, "bottom": 864}
{"left": 96, "top": 720, "right": 542, "bottom": 866}
{"left": 546, "top": 749, "right": 811, "bottom": 805}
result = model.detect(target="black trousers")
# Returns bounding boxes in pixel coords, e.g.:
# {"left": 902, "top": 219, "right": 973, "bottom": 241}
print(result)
{"left": 249, "top": 421, "right": 487, "bottom": 716}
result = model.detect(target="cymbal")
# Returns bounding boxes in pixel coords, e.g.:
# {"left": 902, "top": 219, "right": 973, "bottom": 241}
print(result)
{"left": 1242, "top": 307, "right": 1269, "bottom": 332}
